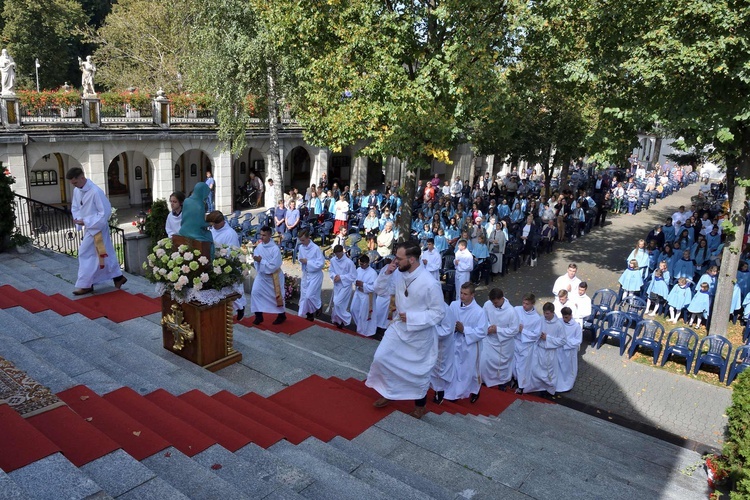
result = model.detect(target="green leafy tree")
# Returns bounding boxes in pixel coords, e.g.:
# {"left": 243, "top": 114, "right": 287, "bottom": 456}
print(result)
{"left": 2, "top": 0, "right": 87, "bottom": 89}
{"left": 583, "top": 0, "right": 750, "bottom": 337}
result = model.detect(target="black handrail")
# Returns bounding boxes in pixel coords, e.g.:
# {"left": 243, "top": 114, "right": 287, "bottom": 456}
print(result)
{"left": 13, "top": 193, "right": 126, "bottom": 266}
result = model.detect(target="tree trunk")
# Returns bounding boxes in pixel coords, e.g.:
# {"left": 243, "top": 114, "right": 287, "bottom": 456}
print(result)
{"left": 709, "top": 128, "right": 749, "bottom": 336}
{"left": 396, "top": 161, "right": 415, "bottom": 243}
{"left": 266, "top": 61, "right": 283, "bottom": 205}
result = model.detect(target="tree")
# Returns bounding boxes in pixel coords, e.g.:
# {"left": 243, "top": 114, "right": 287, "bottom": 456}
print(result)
{"left": 265, "top": 0, "right": 517, "bottom": 238}
{"left": 2, "top": 0, "right": 87, "bottom": 89}
{"left": 583, "top": 0, "right": 750, "bottom": 336}
{"left": 86, "top": 0, "right": 195, "bottom": 92}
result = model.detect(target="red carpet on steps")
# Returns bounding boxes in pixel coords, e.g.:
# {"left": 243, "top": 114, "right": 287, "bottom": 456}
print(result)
{"left": 27, "top": 406, "right": 119, "bottom": 466}
{"left": 145, "top": 389, "right": 251, "bottom": 452}
{"left": 238, "top": 313, "right": 342, "bottom": 335}
{"left": 23, "top": 289, "right": 77, "bottom": 316}
{"left": 0, "top": 404, "right": 60, "bottom": 472}
{"left": 75, "top": 290, "right": 161, "bottom": 323}
{"left": 51, "top": 293, "right": 104, "bottom": 319}
{"left": 240, "top": 392, "right": 338, "bottom": 442}
{"left": 0, "top": 285, "right": 49, "bottom": 313}
{"left": 178, "top": 390, "right": 284, "bottom": 449}
{"left": 269, "top": 374, "right": 396, "bottom": 440}
{"left": 57, "top": 385, "right": 170, "bottom": 460}
{"left": 104, "top": 387, "right": 216, "bottom": 457}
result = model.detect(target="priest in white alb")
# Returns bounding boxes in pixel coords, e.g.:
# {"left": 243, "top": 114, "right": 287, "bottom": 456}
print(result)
{"left": 207, "top": 211, "right": 247, "bottom": 320}
{"left": 350, "top": 254, "right": 378, "bottom": 337}
{"left": 297, "top": 228, "right": 325, "bottom": 321}
{"left": 250, "top": 226, "right": 286, "bottom": 325}
{"left": 420, "top": 238, "right": 442, "bottom": 281}
{"left": 556, "top": 307, "right": 582, "bottom": 393}
{"left": 480, "top": 288, "right": 519, "bottom": 391}
{"left": 443, "top": 282, "right": 488, "bottom": 403}
{"left": 367, "top": 243, "right": 445, "bottom": 419}
{"left": 454, "top": 239, "right": 474, "bottom": 300}
{"left": 430, "top": 301, "right": 457, "bottom": 405}
{"left": 329, "top": 244, "right": 356, "bottom": 328}
{"left": 524, "top": 302, "right": 567, "bottom": 396}
{"left": 513, "top": 293, "right": 543, "bottom": 393}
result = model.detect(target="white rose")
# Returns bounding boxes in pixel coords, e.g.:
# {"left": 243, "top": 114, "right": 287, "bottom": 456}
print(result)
{"left": 200, "top": 273, "right": 209, "bottom": 283}
{"left": 181, "top": 265, "right": 190, "bottom": 274}
{"left": 156, "top": 249, "right": 166, "bottom": 258}
{"left": 177, "top": 275, "right": 189, "bottom": 286}
{"left": 213, "top": 266, "right": 222, "bottom": 275}
{"left": 183, "top": 252, "right": 194, "bottom": 261}
{"left": 198, "top": 256, "right": 209, "bottom": 265}
{"left": 171, "top": 252, "right": 181, "bottom": 260}
{"left": 174, "top": 282, "right": 184, "bottom": 291}
{"left": 158, "top": 268, "right": 167, "bottom": 275}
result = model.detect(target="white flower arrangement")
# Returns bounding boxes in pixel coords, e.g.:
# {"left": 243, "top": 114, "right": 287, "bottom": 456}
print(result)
{"left": 143, "top": 238, "right": 251, "bottom": 304}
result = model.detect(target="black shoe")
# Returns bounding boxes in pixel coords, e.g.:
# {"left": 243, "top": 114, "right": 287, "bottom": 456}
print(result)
{"left": 470, "top": 392, "right": 480, "bottom": 404}
{"left": 316, "top": 307, "right": 323, "bottom": 318}
{"left": 306, "top": 313, "right": 315, "bottom": 321}
{"left": 515, "top": 388, "right": 524, "bottom": 394}
{"left": 372, "top": 330, "right": 384, "bottom": 341}
{"left": 113, "top": 275, "right": 127, "bottom": 289}
{"left": 433, "top": 391, "right": 444, "bottom": 405}
{"left": 253, "top": 313, "right": 264, "bottom": 325}
{"left": 272, "top": 313, "right": 287, "bottom": 325}
{"left": 497, "top": 384, "right": 508, "bottom": 392}
{"left": 236, "top": 308, "right": 245, "bottom": 321}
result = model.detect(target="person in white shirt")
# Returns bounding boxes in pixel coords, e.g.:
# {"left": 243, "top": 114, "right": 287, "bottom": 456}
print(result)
{"left": 350, "top": 254, "right": 379, "bottom": 337}
{"left": 524, "top": 302, "right": 566, "bottom": 397}
{"left": 480, "top": 288, "right": 519, "bottom": 391}
{"left": 572, "top": 281, "right": 593, "bottom": 331}
{"left": 552, "top": 289, "right": 572, "bottom": 318}
{"left": 207, "top": 211, "right": 248, "bottom": 320}
{"left": 552, "top": 263, "right": 582, "bottom": 296}
{"left": 556, "top": 307, "right": 582, "bottom": 393}
{"left": 420, "top": 239, "right": 442, "bottom": 281}
{"left": 165, "top": 191, "right": 185, "bottom": 238}
{"left": 297, "top": 229, "right": 325, "bottom": 321}
{"left": 453, "top": 239, "right": 474, "bottom": 301}
{"left": 333, "top": 194, "right": 350, "bottom": 234}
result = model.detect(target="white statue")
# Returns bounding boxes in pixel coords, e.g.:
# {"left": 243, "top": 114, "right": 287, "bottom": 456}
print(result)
{"left": 0, "top": 49, "right": 16, "bottom": 96}
{"left": 78, "top": 55, "right": 96, "bottom": 96}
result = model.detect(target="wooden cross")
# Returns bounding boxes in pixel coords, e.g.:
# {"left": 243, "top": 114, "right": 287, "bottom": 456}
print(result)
{"left": 161, "top": 304, "right": 195, "bottom": 351}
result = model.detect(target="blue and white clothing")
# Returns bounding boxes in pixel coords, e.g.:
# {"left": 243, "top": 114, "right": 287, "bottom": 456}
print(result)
{"left": 667, "top": 283, "right": 693, "bottom": 310}
{"left": 687, "top": 290, "right": 711, "bottom": 318}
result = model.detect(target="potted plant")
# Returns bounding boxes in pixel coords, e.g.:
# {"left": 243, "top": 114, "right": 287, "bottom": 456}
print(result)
{"left": 10, "top": 231, "right": 33, "bottom": 253}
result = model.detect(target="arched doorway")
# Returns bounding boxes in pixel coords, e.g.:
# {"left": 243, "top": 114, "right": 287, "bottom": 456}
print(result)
{"left": 366, "top": 157, "right": 384, "bottom": 191}
{"left": 108, "top": 151, "right": 154, "bottom": 208}
{"left": 28, "top": 153, "right": 82, "bottom": 207}
{"left": 286, "top": 146, "right": 311, "bottom": 192}
{"left": 174, "top": 149, "right": 212, "bottom": 197}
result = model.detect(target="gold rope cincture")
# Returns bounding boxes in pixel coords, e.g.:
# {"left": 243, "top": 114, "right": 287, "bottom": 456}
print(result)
{"left": 271, "top": 269, "right": 283, "bottom": 307}
{"left": 93, "top": 232, "right": 108, "bottom": 269}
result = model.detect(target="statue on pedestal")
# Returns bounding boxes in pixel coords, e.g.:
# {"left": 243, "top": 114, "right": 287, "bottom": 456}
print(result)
{"left": 178, "top": 181, "right": 214, "bottom": 257}
{"left": 0, "top": 49, "right": 16, "bottom": 96}
{"left": 78, "top": 55, "right": 96, "bottom": 97}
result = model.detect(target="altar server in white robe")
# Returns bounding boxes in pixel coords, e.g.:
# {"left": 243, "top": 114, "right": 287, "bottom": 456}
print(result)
{"left": 372, "top": 257, "right": 395, "bottom": 340}
{"left": 572, "top": 281, "right": 593, "bottom": 330}
{"left": 367, "top": 243, "right": 445, "bottom": 419}
{"left": 454, "top": 239, "right": 474, "bottom": 300}
{"left": 480, "top": 288, "right": 519, "bottom": 391}
{"left": 165, "top": 191, "right": 185, "bottom": 238}
{"left": 66, "top": 167, "right": 126, "bottom": 295}
{"left": 524, "top": 302, "right": 567, "bottom": 396}
{"left": 297, "top": 229, "right": 325, "bottom": 321}
{"left": 251, "top": 226, "right": 286, "bottom": 325}
{"left": 351, "top": 254, "right": 379, "bottom": 336}
{"left": 207, "top": 211, "right": 247, "bottom": 320}
{"left": 552, "top": 263, "right": 582, "bottom": 295}
{"left": 513, "top": 293, "right": 543, "bottom": 393}
{"left": 420, "top": 238, "right": 442, "bottom": 281}
{"left": 444, "top": 282, "right": 488, "bottom": 403}
{"left": 430, "top": 302, "right": 457, "bottom": 404}
{"left": 556, "top": 307, "right": 582, "bottom": 393}
{"left": 329, "top": 244, "right": 357, "bottom": 328}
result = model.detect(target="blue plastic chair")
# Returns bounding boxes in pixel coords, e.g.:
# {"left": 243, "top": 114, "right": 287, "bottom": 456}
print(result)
{"left": 628, "top": 319, "right": 665, "bottom": 364}
{"left": 591, "top": 288, "right": 618, "bottom": 321}
{"left": 660, "top": 327, "right": 699, "bottom": 374}
{"left": 693, "top": 335, "right": 733, "bottom": 382}
{"left": 618, "top": 295, "right": 647, "bottom": 328}
{"left": 727, "top": 345, "right": 750, "bottom": 385}
{"left": 595, "top": 311, "right": 632, "bottom": 355}
{"left": 743, "top": 322, "right": 750, "bottom": 343}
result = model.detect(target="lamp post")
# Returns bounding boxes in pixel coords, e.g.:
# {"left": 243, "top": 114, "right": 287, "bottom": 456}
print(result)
{"left": 133, "top": 210, "right": 147, "bottom": 234}
{"left": 34, "top": 58, "right": 40, "bottom": 92}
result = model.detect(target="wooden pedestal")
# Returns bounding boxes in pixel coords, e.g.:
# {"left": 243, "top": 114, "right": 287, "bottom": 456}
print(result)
{"left": 161, "top": 293, "right": 242, "bottom": 372}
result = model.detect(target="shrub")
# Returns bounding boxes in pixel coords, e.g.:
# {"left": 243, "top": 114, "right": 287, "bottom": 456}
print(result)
{"left": 722, "top": 370, "right": 750, "bottom": 497}
{"left": 146, "top": 199, "right": 169, "bottom": 248}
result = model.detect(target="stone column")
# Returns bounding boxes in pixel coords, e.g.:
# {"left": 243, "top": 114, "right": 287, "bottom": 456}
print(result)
{"left": 5, "top": 143, "right": 28, "bottom": 197}
{"left": 351, "top": 156, "right": 368, "bottom": 191}
{"left": 85, "top": 142, "right": 107, "bottom": 191}
{"left": 0, "top": 97, "right": 20, "bottom": 129}
{"left": 151, "top": 142, "right": 174, "bottom": 202}
{"left": 212, "top": 145, "right": 233, "bottom": 214}
{"left": 152, "top": 89, "right": 170, "bottom": 128}
{"left": 82, "top": 98, "right": 101, "bottom": 128}
{"left": 313, "top": 147, "right": 329, "bottom": 190}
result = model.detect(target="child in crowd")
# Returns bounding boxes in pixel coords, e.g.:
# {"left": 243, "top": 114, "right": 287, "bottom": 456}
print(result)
{"left": 687, "top": 281, "right": 711, "bottom": 329}
{"left": 645, "top": 268, "right": 669, "bottom": 316}
{"left": 671, "top": 249, "right": 695, "bottom": 282}
{"left": 618, "top": 259, "right": 644, "bottom": 299}
{"left": 667, "top": 277, "right": 693, "bottom": 324}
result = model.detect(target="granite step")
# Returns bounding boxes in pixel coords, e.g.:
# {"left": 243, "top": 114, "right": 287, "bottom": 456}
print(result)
{"left": 268, "top": 439, "right": 391, "bottom": 500}
{"left": 0, "top": 468, "right": 30, "bottom": 500}
{"left": 0, "top": 331, "right": 78, "bottom": 393}
{"left": 294, "top": 436, "right": 435, "bottom": 500}
{"left": 7, "top": 453, "right": 107, "bottom": 500}
{"left": 234, "top": 442, "right": 316, "bottom": 493}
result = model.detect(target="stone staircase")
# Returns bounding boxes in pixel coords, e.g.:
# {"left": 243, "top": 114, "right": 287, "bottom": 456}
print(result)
{"left": 0, "top": 249, "right": 711, "bottom": 499}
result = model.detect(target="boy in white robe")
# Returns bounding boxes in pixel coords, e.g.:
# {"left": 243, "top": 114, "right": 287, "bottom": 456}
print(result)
{"left": 572, "top": 281, "right": 593, "bottom": 331}
{"left": 552, "top": 263, "right": 582, "bottom": 295}
{"left": 351, "top": 254, "right": 379, "bottom": 337}
{"left": 480, "top": 288, "right": 519, "bottom": 391}
{"left": 513, "top": 293, "right": 542, "bottom": 393}
{"left": 372, "top": 258, "right": 394, "bottom": 341}
{"left": 454, "top": 239, "right": 474, "bottom": 301}
{"left": 297, "top": 229, "right": 325, "bottom": 321}
{"left": 367, "top": 243, "right": 445, "bottom": 419}
{"left": 430, "top": 302, "right": 457, "bottom": 404}
{"left": 251, "top": 226, "right": 286, "bottom": 325}
{"left": 207, "top": 211, "right": 247, "bottom": 320}
{"left": 552, "top": 289, "right": 572, "bottom": 318}
{"left": 66, "top": 168, "right": 125, "bottom": 295}
{"left": 556, "top": 307, "right": 582, "bottom": 393}
{"left": 444, "top": 282, "right": 488, "bottom": 402}
{"left": 420, "top": 238, "right": 442, "bottom": 281}
{"left": 329, "top": 244, "right": 357, "bottom": 328}
{"left": 524, "top": 302, "right": 567, "bottom": 397}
